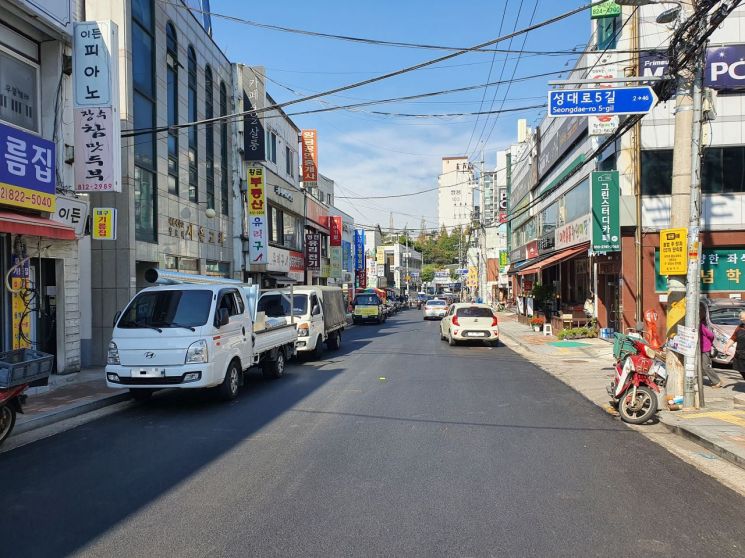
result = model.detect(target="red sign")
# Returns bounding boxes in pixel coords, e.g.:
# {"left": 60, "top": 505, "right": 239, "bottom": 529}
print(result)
{"left": 329, "top": 216, "right": 342, "bottom": 246}
{"left": 306, "top": 233, "right": 321, "bottom": 271}
{"left": 526, "top": 241, "right": 539, "bottom": 259}
{"left": 356, "top": 269, "right": 367, "bottom": 289}
{"left": 301, "top": 129, "right": 318, "bottom": 183}
{"left": 523, "top": 280, "right": 534, "bottom": 292}
{"left": 290, "top": 251, "right": 304, "bottom": 273}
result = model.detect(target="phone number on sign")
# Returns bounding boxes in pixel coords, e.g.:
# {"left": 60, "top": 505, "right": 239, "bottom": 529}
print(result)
{"left": 0, "top": 185, "right": 53, "bottom": 209}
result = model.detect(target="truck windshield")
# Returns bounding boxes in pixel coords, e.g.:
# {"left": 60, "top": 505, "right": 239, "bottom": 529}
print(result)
{"left": 258, "top": 294, "right": 308, "bottom": 317}
{"left": 118, "top": 290, "right": 213, "bottom": 329}
{"left": 355, "top": 295, "right": 380, "bottom": 306}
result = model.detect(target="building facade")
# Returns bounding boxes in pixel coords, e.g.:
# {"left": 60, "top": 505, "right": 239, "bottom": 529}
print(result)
{"left": 438, "top": 156, "right": 474, "bottom": 232}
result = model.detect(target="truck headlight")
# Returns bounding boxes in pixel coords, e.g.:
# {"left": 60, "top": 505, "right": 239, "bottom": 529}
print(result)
{"left": 107, "top": 341, "right": 120, "bottom": 365}
{"left": 298, "top": 323, "right": 309, "bottom": 337}
{"left": 185, "top": 339, "right": 208, "bottom": 364}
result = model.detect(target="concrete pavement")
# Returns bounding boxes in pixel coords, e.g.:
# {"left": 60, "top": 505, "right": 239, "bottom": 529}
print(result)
{"left": 2, "top": 310, "right": 745, "bottom": 557}
{"left": 497, "top": 311, "right": 745, "bottom": 472}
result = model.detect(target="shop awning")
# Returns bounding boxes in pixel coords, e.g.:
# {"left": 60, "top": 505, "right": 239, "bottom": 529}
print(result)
{"left": 507, "top": 254, "right": 551, "bottom": 275}
{"left": 517, "top": 243, "right": 589, "bottom": 276}
{"left": 0, "top": 211, "right": 76, "bottom": 240}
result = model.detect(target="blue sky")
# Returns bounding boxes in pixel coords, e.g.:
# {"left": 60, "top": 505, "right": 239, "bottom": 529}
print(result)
{"left": 209, "top": 0, "right": 593, "bottom": 229}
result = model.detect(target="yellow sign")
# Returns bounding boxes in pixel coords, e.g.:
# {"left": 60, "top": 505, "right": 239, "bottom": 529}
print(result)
{"left": 11, "top": 277, "right": 31, "bottom": 349}
{"left": 92, "top": 207, "right": 116, "bottom": 240}
{"left": 376, "top": 247, "right": 385, "bottom": 264}
{"left": 354, "top": 306, "right": 379, "bottom": 317}
{"left": 667, "top": 296, "right": 686, "bottom": 338}
{"left": 247, "top": 166, "right": 266, "bottom": 216}
{"left": 0, "top": 183, "right": 55, "bottom": 212}
{"left": 660, "top": 227, "right": 688, "bottom": 275}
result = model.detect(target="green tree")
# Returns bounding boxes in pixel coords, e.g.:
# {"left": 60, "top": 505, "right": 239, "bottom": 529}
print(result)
{"left": 420, "top": 264, "right": 437, "bottom": 283}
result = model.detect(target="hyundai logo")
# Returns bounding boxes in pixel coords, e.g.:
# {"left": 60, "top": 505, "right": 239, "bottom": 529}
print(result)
{"left": 144, "top": 352, "right": 156, "bottom": 359}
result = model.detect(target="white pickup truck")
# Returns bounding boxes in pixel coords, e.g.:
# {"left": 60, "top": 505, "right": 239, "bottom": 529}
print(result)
{"left": 258, "top": 286, "right": 347, "bottom": 357}
{"left": 105, "top": 280, "right": 297, "bottom": 401}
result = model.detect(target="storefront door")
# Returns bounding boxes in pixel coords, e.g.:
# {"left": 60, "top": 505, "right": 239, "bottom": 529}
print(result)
{"left": 605, "top": 278, "right": 620, "bottom": 332}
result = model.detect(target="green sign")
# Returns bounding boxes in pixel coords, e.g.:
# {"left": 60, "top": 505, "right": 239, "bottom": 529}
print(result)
{"left": 655, "top": 248, "right": 745, "bottom": 292}
{"left": 591, "top": 170, "right": 620, "bottom": 252}
{"left": 499, "top": 251, "right": 509, "bottom": 268}
{"left": 591, "top": 0, "right": 621, "bottom": 19}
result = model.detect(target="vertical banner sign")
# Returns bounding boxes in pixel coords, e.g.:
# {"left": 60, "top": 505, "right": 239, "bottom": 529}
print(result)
{"left": 591, "top": 171, "right": 620, "bottom": 252}
{"left": 73, "top": 21, "right": 121, "bottom": 192}
{"left": 0, "top": 122, "right": 56, "bottom": 212}
{"left": 11, "top": 256, "right": 31, "bottom": 350}
{"left": 588, "top": 52, "right": 619, "bottom": 136}
{"left": 247, "top": 166, "right": 267, "bottom": 264}
{"left": 342, "top": 240, "right": 352, "bottom": 272}
{"left": 306, "top": 233, "right": 321, "bottom": 271}
{"left": 330, "top": 246, "right": 342, "bottom": 279}
{"left": 329, "top": 216, "right": 342, "bottom": 246}
{"left": 498, "top": 187, "right": 508, "bottom": 223}
{"left": 242, "top": 66, "right": 266, "bottom": 161}
{"left": 91, "top": 207, "right": 117, "bottom": 240}
{"left": 354, "top": 229, "right": 365, "bottom": 271}
{"left": 376, "top": 246, "right": 385, "bottom": 265}
{"left": 659, "top": 228, "right": 688, "bottom": 276}
{"left": 301, "top": 129, "right": 318, "bottom": 187}
{"left": 356, "top": 269, "right": 367, "bottom": 289}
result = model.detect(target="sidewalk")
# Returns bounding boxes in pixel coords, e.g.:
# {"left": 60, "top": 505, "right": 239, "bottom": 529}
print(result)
{"left": 14, "top": 367, "right": 130, "bottom": 436}
{"left": 497, "top": 312, "right": 745, "bottom": 471}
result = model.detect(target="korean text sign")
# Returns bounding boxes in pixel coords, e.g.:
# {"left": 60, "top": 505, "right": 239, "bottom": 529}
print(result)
{"left": 354, "top": 229, "right": 365, "bottom": 271}
{"left": 591, "top": 171, "right": 620, "bottom": 252}
{"left": 74, "top": 107, "right": 119, "bottom": 191}
{"left": 659, "top": 228, "right": 688, "bottom": 275}
{"left": 329, "top": 216, "right": 342, "bottom": 246}
{"left": 92, "top": 207, "right": 116, "bottom": 240}
{"left": 0, "top": 122, "right": 55, "bottom": 212}
{"left": 301, "top": 129, "right": 318, "bottom": 183}
{"left": 655, "top": 248, "right": 745, "bottom": 292}
{"left": 73, "top": 21, "right": 113, "bottom": 107}
{"left": 247, "top": 166, "right": 268, "bottom": 264}
{"left": 306, "top": 233, "right": 321, "bottom": 271}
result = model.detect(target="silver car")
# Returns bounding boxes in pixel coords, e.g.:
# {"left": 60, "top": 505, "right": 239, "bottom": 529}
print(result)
{"left": 423, "top": 298, "right": 448, "bottom": 320}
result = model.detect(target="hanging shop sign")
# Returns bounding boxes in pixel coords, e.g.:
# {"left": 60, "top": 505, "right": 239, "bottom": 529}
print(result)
{"left": 247, "top": 165, "right": 267, "bottom": 264}
{"left": 268, "top": 247, "right": 305, "bottom": 281}
{"left": 91, "top": 207, "right": 116, "bottom": 240}
{"left": 301, "top": 129, "right": 318, "bottom": 187}
{"left": 354, "top": 229, "right": 365, "bottom": 270}
{"left": 587, "top": 52, "right": 619, "bottom": 136}
{"left": 376, "top": 246, "right": 385, "bottom": 264}
{"left": 320, "top": 258, "right": 330, "bottom": 278}
{"left": 330, "top": 246, "right": 342, "bottom": 279}
{"left": 538, "top": 229, "right": 556, "bottom": 255}
{"left": 0, "top": 49, "right": 39, "bottom": 133}
{"left": 73, "top": 21, "right": 114, "bottom": 107}
{"left": 555, "top": 214, "right": 591, "bottom": 250}
{"left": 659, "top": 227, "right": 688, "bottom": 276}
{"left": 342, "top": 240, "right": 352, "bottom": 272}
{"left": 526, "top": 240, "right": 539, "bottom": 260}
{"left": 499, "top": 251, "right": 509, "bottom": 268}
{"left": 328, "top": 215, "right": 342, "bottom": 246}
{"left": 655, "top": 248, "right": 745, "bottom": 292}
{"left": 640, "top": 46, "right": 745, "bottom": 91}
{"left": 591, "top": 0, "right": 620, "bottom": 19}
{"left": 497, "top": 187, "right": 508, "bottom": 223}
{"left": 74, "top": 107, "right": 119, "bottom": 191}
{"left": 242, "top": 66, "right": 266, "bottom": 161}
{"left": 10, "top": 255, "right": 30, "bottom": 350}
{"left": 0, "top": 122, "right": 55, "bottom": 212}
{"left": 306, "top": 232, "right": 321, "bottom": 271}
{"left": 51, "top": 195, "right": 88, "bottom": 237}
{"left": 591, "top": 170, "right": 620, "bottom": 252}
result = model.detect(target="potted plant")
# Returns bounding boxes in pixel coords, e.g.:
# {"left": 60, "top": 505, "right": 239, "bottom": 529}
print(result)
{"left": 530, "top": 316, "right": 545, "bottom": 332}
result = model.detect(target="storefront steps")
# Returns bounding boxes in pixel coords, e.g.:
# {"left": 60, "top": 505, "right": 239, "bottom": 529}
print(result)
{"left": 497, "top": 312, "right": 745, "bottom": 477}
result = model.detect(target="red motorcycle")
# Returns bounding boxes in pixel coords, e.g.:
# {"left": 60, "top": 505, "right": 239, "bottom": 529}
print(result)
{"left": 0, "top": 384, "right": 28, "bottom": 445}
{"left": 609, "top": 334, "right": 667, "bottom": 424}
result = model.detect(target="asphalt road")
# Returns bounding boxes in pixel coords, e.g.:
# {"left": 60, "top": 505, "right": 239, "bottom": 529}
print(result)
{"left": 4, "top": 310, "right": 745, "bottom": 557}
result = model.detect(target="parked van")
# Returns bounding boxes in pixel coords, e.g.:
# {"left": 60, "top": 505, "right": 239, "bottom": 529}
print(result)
{"left": 352, "top": 292, "right": 386, "bottom": 324}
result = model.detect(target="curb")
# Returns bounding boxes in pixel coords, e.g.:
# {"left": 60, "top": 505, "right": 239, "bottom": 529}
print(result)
{"left": 659, "top": 419, "right": 745, "bottom": 470}
{"left": 13, "top": 392, "right": 131, "bottom": 437}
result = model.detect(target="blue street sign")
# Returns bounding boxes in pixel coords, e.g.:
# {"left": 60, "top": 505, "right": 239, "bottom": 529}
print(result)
{"left": 547, "top": 86, "right": 657, "bottom": 117}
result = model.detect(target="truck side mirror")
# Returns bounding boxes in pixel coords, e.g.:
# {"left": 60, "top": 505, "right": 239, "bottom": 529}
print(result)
{"left": 312, "top": 304, "right": 321, "bottom": 316}
{"left": 216, "top": 308, "right": 230, "bottom": 328}
{"left": 112, "top": 310, "right": 121, "bottom": 328}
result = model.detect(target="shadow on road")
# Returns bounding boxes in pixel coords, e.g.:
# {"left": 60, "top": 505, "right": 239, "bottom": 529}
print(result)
{"left": 0, "top": 364, "right": 343, "bottom": 558}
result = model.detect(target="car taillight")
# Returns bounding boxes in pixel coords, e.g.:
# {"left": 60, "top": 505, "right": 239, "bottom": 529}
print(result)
{"left": 491, "top": 316, "right": 498, "bottom": 327}
{"left": 452, "top": 315, "right": 460, "bottom": 326}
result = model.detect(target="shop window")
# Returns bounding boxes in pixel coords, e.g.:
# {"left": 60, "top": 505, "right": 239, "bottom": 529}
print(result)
{"left": 187, "top": 46, "right": 198, "bottom": 203}
{"left": 206, "top": 260, "right": 230, "bottom": 277}
{"left": 268, "top": 205, "right": 284, "bottom": 245}
{"left": 641, "top": 150, "right": 673, "bottom": 196}
{"left": 702, "top": 146, "right": 745, "bottom": 194}
{"left": 220, "top": 81, "right": 229, "bottom": 216}
{"left": 205, "top": 65, "right": 215, "bottom": 210}
{"left": 0, "top": 48, "right": 39, "bottom": 133}
{"left": 283, "top": 212, "right": 298, "bottom": 250}
{"left": 563, "top": 180, "right": 589, "bottom": 224}
{"left": 178, "top": 257, "right": 199, "bottom": 273}
{"left": 166, "top": 22, "right": 178, "bottom": 195}
{"left": 134, "top": 167, "right": 155, "bottom": 242}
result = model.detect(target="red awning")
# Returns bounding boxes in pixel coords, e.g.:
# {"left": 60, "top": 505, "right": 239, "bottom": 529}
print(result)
{"left": 517, "top": 243, "right": 589, "bottom": 276}
{"left": 0, "top": 210, "right": 76, "bottom": 240}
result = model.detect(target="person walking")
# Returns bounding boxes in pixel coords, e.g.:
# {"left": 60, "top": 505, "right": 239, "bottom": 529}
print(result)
{"left": 700, "top": 317, "right": 723, "bottom": 388}
{"left": 723, "top": 310, "right": 745, "bottom": 381}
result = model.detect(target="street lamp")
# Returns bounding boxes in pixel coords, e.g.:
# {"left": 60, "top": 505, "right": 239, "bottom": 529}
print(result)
{"left": 613, "top": 0, "right": 682, "bottom": 23}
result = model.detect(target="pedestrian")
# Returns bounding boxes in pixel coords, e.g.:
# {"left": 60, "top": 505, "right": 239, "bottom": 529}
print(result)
{"left": 699, "top": 317, "right": 723, "bottom": 388}
{"left": 584, "top": 291, "right": 594, "bottom": 318}
{"left": 723, "top": 310, "right": 745, "bottom": 381}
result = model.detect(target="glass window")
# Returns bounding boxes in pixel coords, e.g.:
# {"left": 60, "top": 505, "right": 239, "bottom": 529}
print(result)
{"left": 178, "top": 257, "right": 199, "bottom": 273}
{"left": 166, "top": 23, "right": 178, "bottom": 195}
{"left": 702, "top": 146, "right": 745, "bottom": 194}
{"left": 268, "top": 205, "right": 283, "bottom": 244}
{"left": 285, "top": 146, "right": 293, "bottom": 177}
{"left": 283, "top": 212, "right": 297, "bottom": 250}
{"left": 131, "top": 0, "right": 152, "bottom": 28}
{"left": 132, "top": 23, "right": 153, "bottom": 96}
{"left": 187, "top": 46, "right": 198, "bottom": 203}
{"left": 540, "top": 201, "right": 559, "bottom": 235}
{"left": 597, "top": 15, "right": 620, "bottom": 51}
{"left": 134, "top": 166, "right": 155, "bottom": 242}
{"left": 266, "top": 131, "right": 277, "bottom": 163}
{"left": 641, "top": 150, "right": 673, "bottom": 196}
{"left": 563, "top": 180, "right": 590, "bottom": 224}
{"left": 0, "top": 49, "right": 39, "bottom": 132}
{"left": 206, "top": 260, "right": 230, "bottom": 277}
{"left": 220, "top": 82, "right": 229, "bottom": 216}
{"left": 354, "top": 294, "right": 380, "bottom": 306}
{"left": 457, "top": 307, "right": 493, "bottom": 318}
{"left": 205, "top": 65, "right": 215, "bottom": 209}
{"left": 119, "top": 289, "right": 213, "bottom": 329}
{"left": 218, "top": 290, "right": 241, "bottom": 316}
{"left": 133, "top": 92, "right": 155, "bottom": 169}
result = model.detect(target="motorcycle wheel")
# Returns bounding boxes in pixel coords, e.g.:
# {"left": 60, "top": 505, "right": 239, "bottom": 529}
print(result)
{"left": 0, "top": 404, "right": 17, "bottom": 446}
{"left": 618, "top": 385, "right": 658, "bottom": 425}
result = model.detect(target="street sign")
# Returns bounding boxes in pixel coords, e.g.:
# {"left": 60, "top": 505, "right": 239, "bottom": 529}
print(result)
{"left": 660, "top": 227, "right": 688, "bottom": 275}
{"left": 548, "top": 86, "right": 657, "bottom": 117}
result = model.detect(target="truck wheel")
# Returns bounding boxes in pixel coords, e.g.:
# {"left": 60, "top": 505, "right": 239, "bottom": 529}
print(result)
{"left": 0, "top": 405, "right": 16, "bottom": 446}
{"left": 263, "top": 350, "right": 285, "bottom": 379}
{"left": 218, "top": 360, "right": 241, "bottom": 401}
{"left": 312, "top": 336, "right": 324, "bottom": 359}
{"left": 129, "top": 389, "right": 155, "bottom": 402}
{"left": 327, "top": 331, "right": 341, "bottom": 351}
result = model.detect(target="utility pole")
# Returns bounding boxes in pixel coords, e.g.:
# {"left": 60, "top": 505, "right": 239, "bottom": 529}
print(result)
{"left": 665, "top": 0, "right": 696, "bottom": 402}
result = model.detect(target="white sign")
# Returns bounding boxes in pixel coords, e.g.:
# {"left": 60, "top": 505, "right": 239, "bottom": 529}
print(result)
{"left": 588, "top": 52, "right": 619, "bottom": 136}
{"left": 668, "top": 325, "right": 697, "bottom": 358}
{"left": 249, "top": 216, "right": 268, "bottom": 264}
{"left": 17, "top": 0, "right": 73, "bottom": 35}
{"left": 50, "top": 195, "right": 88, "bottom": 237}
{"left": 376, "top": 264, "right": 385, "bottom": 276}
{"left": 74, "top": 107, "right": 120, "bottom": 191}
{"left": 73, "top": 21, "right": 114, "bottom": 107}
{"left": 555, "top": 214, "right": 591, "bottom": 250}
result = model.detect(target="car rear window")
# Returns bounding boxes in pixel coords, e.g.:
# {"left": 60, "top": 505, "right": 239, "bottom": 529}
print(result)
{"left": 427, "top": 300, "right": 446, "bottom": 306}
{"left": 457, "top": 307, "right": 493, "bottom": 318}
{"left": 709, "top": 307, "right": 745, "bottom": 325}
